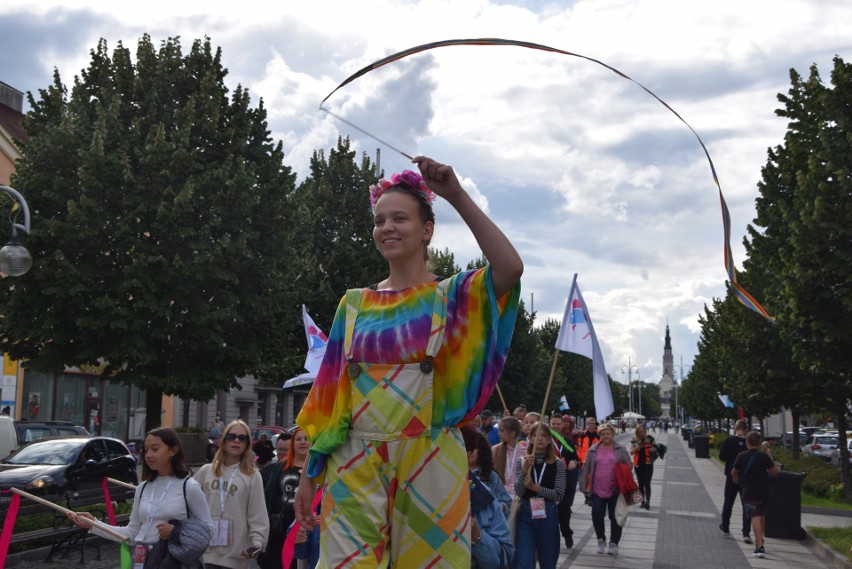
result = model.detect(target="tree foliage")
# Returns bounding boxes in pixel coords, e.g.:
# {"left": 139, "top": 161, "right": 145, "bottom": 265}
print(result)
{"left": 690, "top": 57, "right": 852, "bottom": 493}
{"left": 1, "top": 36, "right": 298, "bottom": 428}
{"left": 287, "top": 138, "right": 386, "bottom": 333}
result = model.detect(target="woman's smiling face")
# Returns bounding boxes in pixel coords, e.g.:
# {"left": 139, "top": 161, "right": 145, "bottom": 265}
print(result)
{"left": 372, "top": 191, "right": 433, "bottom": 263}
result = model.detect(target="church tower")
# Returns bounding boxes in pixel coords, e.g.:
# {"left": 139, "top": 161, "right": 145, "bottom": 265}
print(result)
{"left": 659, "top": 324, "right": 675, "bottom": 418}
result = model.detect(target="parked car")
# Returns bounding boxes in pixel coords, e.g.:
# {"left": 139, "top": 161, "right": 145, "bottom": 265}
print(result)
{"left": 780, "top": 432, "right": 808, "bottom": 449}
{"left": 252, "top": 426, "right": 288, "bottom": 442}
{"left": 14, "top": 420, "right": 89, "bottom": 445}
{"left": 830, "top": 439, "right": 852, "bottom": 468}
{"left": 801, "top": 426, "right": 828, "bottom": 439}
{"left": 0, "top": 436, "right": 138, "bottom": 496}
{"left": 802, "top": 434, "right": 840, "bottom": 461}
{"left": 0, "top": 416, "right": 16, "bottom": 460}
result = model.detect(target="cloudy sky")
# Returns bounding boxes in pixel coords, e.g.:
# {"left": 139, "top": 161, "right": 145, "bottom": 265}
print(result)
{"left": 2, "top": 0, "right": 850, "bottom": 408}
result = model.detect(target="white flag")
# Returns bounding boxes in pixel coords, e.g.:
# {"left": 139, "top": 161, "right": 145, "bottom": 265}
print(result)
{"left": 559, "top": 395, "right": 570, "bottom": 411}
{"left": 718, "top": 394, "right": 735, "bottom": 409}
{"left": 302, "top": 305, "right": 328, "bottom": 375}
{"left": 555, "top": 274, "right": 614, "bottom": 421}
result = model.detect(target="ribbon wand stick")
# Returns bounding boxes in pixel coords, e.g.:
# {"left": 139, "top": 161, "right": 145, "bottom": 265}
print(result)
{"left": 320, "top": 107, "right": 414, "bottom": 160}
{"left": 9, "top": 488, "right": 131, "bottom": 542}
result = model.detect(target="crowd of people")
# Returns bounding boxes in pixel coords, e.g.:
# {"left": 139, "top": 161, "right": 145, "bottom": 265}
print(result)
{"left": 63, "top": 159, "right": 780, "bottom": 567}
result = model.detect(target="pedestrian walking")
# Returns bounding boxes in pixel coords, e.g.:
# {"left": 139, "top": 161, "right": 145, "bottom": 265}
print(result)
{"left": 576, "top": 417, "right": 600, "bottom": 464}
{"left": 731, "top": 431, "right": 779, "bottom": 558}
{"left": 294, "top": 158, "right": 523, "bottom": 568}
{"left": 719, "top": 419, "right": 751, "bottom": 543}
{"left": 513, "top": 421, "right": 566, "bottom": 569}
{"left": 493, "top": 416, "right": 527, "bottom": 499}
{"left": 194, "top": 419, "right": 269, "bottom": 569}
{"left": 580, "top": 422, "right": 631, "bottom": 555}
{"left": 260, "top": 427, "right": 311, "bottom": 569}
{"left": 67, "top": 427, "right": 215, "bottom": 567}
{"left": 549, "top": 413, "right": 580, "bottom": 549}
{"left": 629, "top": 424, "right": 658, "bottom": 510}
{"left": 465, "top": 425, "right": 512, "bottom": 514}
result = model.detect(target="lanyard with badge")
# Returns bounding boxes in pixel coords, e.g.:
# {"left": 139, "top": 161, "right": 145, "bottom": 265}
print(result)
{"left": 134, "top": 477, "right": 174, "bottom": 569}
{"left": 211, "top": 466, "right": 239, "bottom": 546}
{"left": 530, "top": 463, "right": 548, "bottom": 519}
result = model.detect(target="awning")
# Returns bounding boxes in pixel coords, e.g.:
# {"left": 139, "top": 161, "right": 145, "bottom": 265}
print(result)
{"left": 283, "top": 372, "right": 316, "bottom": 390}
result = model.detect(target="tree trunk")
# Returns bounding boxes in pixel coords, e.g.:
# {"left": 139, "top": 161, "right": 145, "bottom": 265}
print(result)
{"left": 145, "top": 389, "right": 163, "bottom": 434}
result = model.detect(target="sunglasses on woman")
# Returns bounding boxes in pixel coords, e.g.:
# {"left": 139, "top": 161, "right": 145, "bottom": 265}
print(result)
{"left": 224, "top": 433, "right": 250, "bottom": 443}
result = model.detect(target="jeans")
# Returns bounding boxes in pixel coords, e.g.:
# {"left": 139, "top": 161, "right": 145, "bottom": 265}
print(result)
{"left": 635, "top": 463, "right": 653, "bottom": 502}
{"left": 591, "top": 493, "right": 622, "bottom": 544}
{"left": 513, "top": 499, "right": 560, "bottom": 569}
{"left": 721, "top": 476, "right": 749, "bottom": 535}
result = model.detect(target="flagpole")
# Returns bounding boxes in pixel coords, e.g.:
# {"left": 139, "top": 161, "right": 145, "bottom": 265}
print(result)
{"left": 540, "top": 349, "right": 560, "bottom": 417}
{"left": 495, "top": 384, "right": 509, "bottom": 414}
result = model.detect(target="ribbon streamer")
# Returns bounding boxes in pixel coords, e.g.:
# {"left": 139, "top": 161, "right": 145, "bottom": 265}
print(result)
{"left": 0, "top": 491, "right": 21, "bottom": 567}
{"left": 319, "top": 38, "right": 773, "bottom": 321}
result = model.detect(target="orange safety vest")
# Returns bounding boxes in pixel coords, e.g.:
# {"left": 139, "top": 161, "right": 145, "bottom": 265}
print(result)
{"left": 577, "top": 431, "right": 599, "bottom": 463}
{"left": 633, "top": 438, "right": 655, "bottom": 466}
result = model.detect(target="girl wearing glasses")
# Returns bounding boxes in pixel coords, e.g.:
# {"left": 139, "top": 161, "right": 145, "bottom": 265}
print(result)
{"left": 195, "top": 420, "right": 269, "bottom": 569}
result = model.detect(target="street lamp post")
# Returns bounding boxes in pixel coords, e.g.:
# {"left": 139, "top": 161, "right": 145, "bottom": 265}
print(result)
{"left": 636, "top": 370, "right": 642, "bottom": 417}
{"left": 675, "top": 356, "right": 691, "bottom": 427}
{"left": 0, "top": 185, "right": 32, "bottom": 277}
{"left": 621, "top": 358, "right": 639, "bottom": 415}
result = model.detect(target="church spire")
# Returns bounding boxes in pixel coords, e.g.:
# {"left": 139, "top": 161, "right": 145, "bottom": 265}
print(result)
{"left": 665, "top": 324, "right": 672, "bottom": 350}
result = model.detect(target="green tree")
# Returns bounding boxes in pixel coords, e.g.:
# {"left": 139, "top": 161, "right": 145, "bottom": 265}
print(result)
{"left": 747, "top": 57, "right": 852, "bottom": 490}
{"left": 494, "top": 301, "right": 548, "bottom": 414}
{"left": 1, "top": 36, "right": 298, "bottom": 431}
{"left": 289, "top": 138, "right": 386, "bottom": 333}
{"left": 428, "top": 247, "right": 462, "bottom": 277}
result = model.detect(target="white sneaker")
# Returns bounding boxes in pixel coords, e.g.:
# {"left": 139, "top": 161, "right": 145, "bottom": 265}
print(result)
{"left": 597, "top": 539, "right": 606, "bottom": 554}
{"left": 607, "top": 542, "right": 619, "bottom": 555}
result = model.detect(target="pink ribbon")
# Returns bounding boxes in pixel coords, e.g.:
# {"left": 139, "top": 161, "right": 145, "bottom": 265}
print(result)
{"left": 102, "top": 477, "right": 117, "bottom": 525}
{"left": 0, "top": 491, "right": 21, "bottom": 567}
{"left": 282, "top": 487, "right": 323, "bottom": 568}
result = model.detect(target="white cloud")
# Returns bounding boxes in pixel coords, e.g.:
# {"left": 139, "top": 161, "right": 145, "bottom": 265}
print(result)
{"left": 2, "top": 0, "right": 850, "bottom": 396}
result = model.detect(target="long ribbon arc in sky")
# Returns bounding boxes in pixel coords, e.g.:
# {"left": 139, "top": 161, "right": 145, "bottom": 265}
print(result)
{"left": 319, "top": 38, "right": 774, "bottom": 322}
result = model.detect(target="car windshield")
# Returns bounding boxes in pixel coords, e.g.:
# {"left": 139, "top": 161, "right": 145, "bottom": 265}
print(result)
{"left": 816, "top": 436, "right": 838, "bottom": 445}
{"left": 4, "top": 440, "right": 82, "bottom": 465}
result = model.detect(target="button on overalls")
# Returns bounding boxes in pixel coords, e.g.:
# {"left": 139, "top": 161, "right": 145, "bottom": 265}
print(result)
{"left": 319, "top": 280, "right": 471, "bottom": 568}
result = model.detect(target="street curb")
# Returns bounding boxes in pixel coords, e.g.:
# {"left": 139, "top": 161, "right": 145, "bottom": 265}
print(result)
{"left": 804, "top": 506, "right": 852, "bottom": 518}
{"left": 804, "top": 533, "right": 852, "bottom": 569}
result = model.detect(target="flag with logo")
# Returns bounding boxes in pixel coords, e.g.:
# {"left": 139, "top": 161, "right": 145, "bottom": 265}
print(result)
{"left": 555, "top": 274, "right": 614, "bottom": 421}
{"left": 302, "top": 305, "right": 328, "bottom": 375}
{"left": 559, "top": 395, "right": 570, "bottom": 411}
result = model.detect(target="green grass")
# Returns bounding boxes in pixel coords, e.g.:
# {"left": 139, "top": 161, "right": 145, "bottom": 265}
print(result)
{"left": 809, "top": 527, "right": 852, "bottom": 561}
{"left": 802, "top": 492, "right": 852, "bottom": 510}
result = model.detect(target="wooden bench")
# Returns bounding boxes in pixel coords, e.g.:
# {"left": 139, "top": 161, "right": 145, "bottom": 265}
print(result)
{"left": 0, "top": 485, "right": 135, "bottom": 564}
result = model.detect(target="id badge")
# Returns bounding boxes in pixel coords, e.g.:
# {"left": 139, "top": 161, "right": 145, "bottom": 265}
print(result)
{"left": 212, "top": 518, "right": 231, "bottom": 546}
{"left": 133, "top": 544, "right": 149, "bottom": 569}
{"left": 530, "top": 497, "right": 547, "bottom": 519}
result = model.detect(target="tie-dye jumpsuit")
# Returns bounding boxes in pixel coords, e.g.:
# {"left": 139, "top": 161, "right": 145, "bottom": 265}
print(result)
{"left": 297, "top": 268, "right": 520, "bottom": 568}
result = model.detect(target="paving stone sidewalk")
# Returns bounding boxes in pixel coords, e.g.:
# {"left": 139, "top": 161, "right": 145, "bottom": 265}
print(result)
{"left": 555, "top": 430, "right": 852, "bottom": 569}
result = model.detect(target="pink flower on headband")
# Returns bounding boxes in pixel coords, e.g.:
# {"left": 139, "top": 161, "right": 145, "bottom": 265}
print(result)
{"left": 369, "top": 170, "right": 437, "bottom": 212}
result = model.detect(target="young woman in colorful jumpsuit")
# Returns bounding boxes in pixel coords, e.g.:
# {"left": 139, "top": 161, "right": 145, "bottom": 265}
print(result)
{"left": 294, "top": 157, "right": 523, "bottom": 568}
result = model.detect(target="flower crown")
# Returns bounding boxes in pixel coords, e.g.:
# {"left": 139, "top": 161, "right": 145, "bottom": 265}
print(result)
{"left": 369, "top": 170, "right": 437, "bottom": 213}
